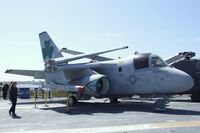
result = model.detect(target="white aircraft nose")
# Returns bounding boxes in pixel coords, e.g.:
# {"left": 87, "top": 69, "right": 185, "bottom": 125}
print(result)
{"left": 172, "top": 68, "right": 194, "bottom": 93}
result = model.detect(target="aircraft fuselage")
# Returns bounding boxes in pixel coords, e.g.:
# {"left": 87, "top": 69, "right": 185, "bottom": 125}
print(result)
{"left": 86, "top": 53, "right": 194, "bottom": 98}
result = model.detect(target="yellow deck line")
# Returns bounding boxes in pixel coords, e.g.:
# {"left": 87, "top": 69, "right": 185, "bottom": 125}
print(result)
{"left": 154, "top": 120, "right": 200, "bottom": 128}
{"left": 3, "top": 120, "right": 200, "bottom": 133}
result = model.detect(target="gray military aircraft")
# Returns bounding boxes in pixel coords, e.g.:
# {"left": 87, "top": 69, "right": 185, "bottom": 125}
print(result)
{"left": 5, "top": 31, "right": 194, "bottom": 111}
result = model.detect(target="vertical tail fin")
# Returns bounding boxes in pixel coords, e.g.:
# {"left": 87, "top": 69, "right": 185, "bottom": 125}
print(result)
{"left": 39, "top": 31, "right": 63, "bottom": 63}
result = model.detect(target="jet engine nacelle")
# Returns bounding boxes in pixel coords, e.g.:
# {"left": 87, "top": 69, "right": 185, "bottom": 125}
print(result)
{"left": 82, "top": 74, "right": 110, "bottom": 97}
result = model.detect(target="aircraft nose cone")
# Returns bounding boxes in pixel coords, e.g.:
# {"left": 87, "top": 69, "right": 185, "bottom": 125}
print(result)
{"left": 174, "top": 69, "right": 194, "bottom": 93}
{"left": 180, "top": 72, "right": 194, "bottom": 91}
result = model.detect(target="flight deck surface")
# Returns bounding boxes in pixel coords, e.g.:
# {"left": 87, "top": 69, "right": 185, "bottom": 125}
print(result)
{"left": 0, "top": 96, "right": 200, "bottom": 133}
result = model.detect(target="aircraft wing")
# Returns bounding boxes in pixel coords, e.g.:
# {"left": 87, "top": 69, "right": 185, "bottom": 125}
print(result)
{"left": 55, "top": 46, "right": 128, "bottom": 64}
{"left": 165, "top": 55, "right": 184, "bottom": 64}
{"left": 59, "top": 48, "right": 113, "bottom": 61}
{"left": 5, "top": 69, "right": 45, "bottom": 79}
{"left": 5, "top": 63, "right": 99, "bottom": 80}
{"left": 5, "top": 64, "right": 98, "bottom": 80}
{"left": 165, "top": 52, "right": 195, "bottom": 64}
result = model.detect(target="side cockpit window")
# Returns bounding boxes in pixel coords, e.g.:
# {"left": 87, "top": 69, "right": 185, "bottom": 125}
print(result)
{"left": 151, "top": 56, "right": 167, "bottom": 67}
{"left": 134, "top": 54, "right": 150, "bottom": 70}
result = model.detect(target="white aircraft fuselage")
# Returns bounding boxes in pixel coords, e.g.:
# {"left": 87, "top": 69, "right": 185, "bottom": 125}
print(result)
{"left": 57, "top": 53, "right": 194, "bottom": 98}
{"left": 6, "top": 31, "right": 194, "bottom": 101}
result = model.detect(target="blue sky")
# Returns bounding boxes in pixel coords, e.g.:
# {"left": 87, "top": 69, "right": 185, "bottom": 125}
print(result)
{"left": 0, "top": 0, "right": 200, "bottom": 81}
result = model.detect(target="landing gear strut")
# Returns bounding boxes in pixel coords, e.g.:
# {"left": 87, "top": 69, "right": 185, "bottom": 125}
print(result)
{"left": 65, "top": 95, "right": 78, "bottom": 113}
{"left": 153, "top": 97, "right": 169, "bottom": 112}
{"left": 109, "top": 98, "right": 118, "bottom": 103}
{"left": 191, "top": 92, "right": 200, "bottom": 102}
{"left": 68, "top": 95, "right": 78, "bottom": 106}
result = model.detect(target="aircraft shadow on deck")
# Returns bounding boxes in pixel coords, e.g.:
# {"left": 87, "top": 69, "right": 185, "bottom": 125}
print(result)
{"left": 170, "top": 99, "right": 192, "bottom": 102}
{"left": 38, "top": 101, "right": 200, "bottom": 116}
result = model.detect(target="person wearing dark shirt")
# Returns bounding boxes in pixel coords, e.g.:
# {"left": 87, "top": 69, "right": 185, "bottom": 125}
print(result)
{"left": 2, "top": 83, "right": 9, "bottom": 100}
{"left": 9, "top": 82, "right": 18, "bottom": 117}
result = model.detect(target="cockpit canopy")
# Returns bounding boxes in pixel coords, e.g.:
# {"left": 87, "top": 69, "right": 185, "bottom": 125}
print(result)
{"left": 134, "top": 53, "right": 168, "bottom": 70}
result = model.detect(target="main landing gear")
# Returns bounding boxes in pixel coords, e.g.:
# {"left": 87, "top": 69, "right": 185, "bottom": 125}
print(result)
{"left": 65, "top": 95, "right": 78, "bottom": 113}
{"left": 191, "top": 92, "right": 200, "bottom": 102}
{"left": 109, "top": 98, "right": 119, "bottom": 103}
{"left": 68, "top": 95, "right": 78, "bottom": 106}
{"left": 153, "top": 97, "right": 170, "bottom": 112}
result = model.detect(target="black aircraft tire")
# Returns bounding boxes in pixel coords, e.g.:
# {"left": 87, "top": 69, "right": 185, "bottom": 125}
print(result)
{"left": 69, "top": 96, "right": 78, "bottom": 106}
{"left": 109, "top": 98, "right": 118, "bottom": 103}
{"left": 191, "top": 93, "right": 200, "bottom": 102}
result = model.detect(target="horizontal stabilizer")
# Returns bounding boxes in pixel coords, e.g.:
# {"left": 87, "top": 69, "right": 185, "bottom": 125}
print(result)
{"left": 5, "top": 69, "right": 44, "bottom": 79}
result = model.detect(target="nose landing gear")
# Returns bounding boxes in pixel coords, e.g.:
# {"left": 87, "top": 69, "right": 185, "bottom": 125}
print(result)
{"left": 153, "top": 97, "right": 170, "bottom": 112}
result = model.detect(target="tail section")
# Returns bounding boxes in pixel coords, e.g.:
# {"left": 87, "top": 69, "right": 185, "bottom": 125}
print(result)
{"left": 39, "top": 31, "right": 63, "bottom": 63}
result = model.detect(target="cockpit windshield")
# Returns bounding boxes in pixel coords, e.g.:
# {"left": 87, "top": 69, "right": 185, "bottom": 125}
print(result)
{"left": 134, "top": 53, "right": 168, "bottom": 70}
{"left": 151, "top": 56, "right": 167, "bottom": 67}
